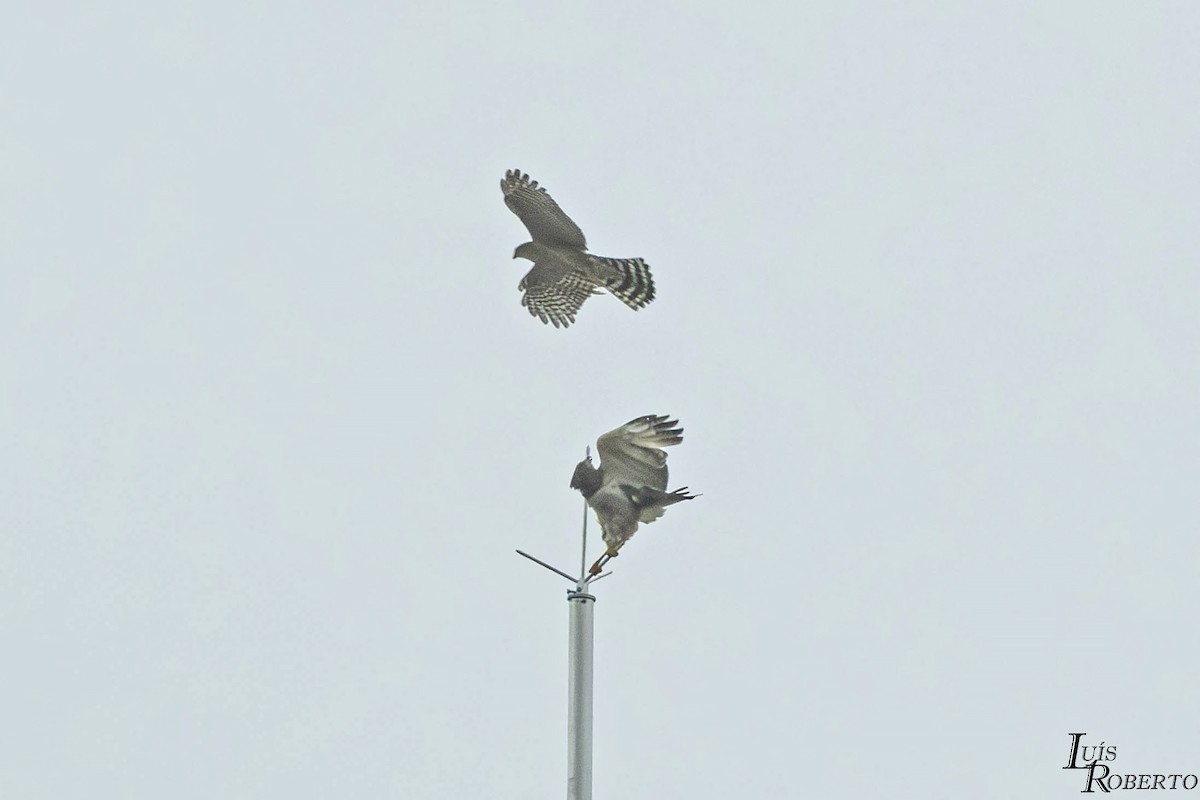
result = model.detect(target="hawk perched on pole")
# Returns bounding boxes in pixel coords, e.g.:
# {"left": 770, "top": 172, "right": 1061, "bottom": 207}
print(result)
{"left": 500, "top": 169, "right": 656, "bottom": 328}
{"left": 570, "top": 415, "right": 697, "bottom": 574}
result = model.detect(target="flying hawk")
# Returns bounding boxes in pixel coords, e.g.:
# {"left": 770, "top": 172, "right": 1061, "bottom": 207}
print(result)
{"left": 501, "top": 169, "right": 656, "bottom": 328}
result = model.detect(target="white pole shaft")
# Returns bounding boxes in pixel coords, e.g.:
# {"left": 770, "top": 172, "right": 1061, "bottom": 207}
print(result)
{"left": 567, "top": 590, "right": 594, "bottom": 800}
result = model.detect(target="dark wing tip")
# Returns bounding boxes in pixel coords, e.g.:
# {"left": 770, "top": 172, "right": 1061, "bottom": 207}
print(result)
{"left": 502, "top": 168, "right": 538, "bottom": 192}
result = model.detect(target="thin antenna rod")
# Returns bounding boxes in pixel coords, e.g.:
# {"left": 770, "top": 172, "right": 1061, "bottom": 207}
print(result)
{"left": 515, "top": 550, "right": 579, "bottom": 583}
{"left": 579, "top": 494, "right": 588, "bottom": 582}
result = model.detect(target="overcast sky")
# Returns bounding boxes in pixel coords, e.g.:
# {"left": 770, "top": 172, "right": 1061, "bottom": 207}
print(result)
{"left": 3, "top": 2, "right": 1198, "bottom": 798}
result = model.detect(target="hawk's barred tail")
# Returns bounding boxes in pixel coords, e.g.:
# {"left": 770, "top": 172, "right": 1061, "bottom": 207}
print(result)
{"left": 592, "top": 256, "right": 656, "bottom": 311}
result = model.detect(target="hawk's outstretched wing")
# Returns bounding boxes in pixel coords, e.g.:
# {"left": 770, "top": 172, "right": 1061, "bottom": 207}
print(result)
{"left": 501, "top": 169, "right": 588, "bottom": 249}
{"left": 595, "top": 415, "right": 683, "bottom": 492}
{"left": 519, "top": 271, "right": 601, "bottom": 329}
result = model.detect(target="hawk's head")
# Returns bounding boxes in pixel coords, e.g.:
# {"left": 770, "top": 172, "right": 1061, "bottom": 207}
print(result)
{"left": 569, "top": 448, "right": 602, "bottom": 498}
{"left": 513, "top": 241, "right": 540, "bottom": 262}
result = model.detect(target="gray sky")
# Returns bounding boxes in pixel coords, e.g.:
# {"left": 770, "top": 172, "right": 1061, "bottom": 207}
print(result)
{"left": 3, "top": 2, "right": 1197, "bottom": 797}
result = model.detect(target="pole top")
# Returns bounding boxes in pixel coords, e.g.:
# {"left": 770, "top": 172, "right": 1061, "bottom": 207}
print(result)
{"left": 516, "top": 480, "right": 613, "bottom": 592}
{"left": 515, "top": 549, "right": 611, "bottom": 591}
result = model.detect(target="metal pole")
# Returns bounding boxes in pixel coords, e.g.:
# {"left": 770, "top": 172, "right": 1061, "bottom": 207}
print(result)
{"left": 516, "top": 490, "right": 600, "bottom": 800}
{"left": 566, "top": 588, "right": 594, "bottom": 800}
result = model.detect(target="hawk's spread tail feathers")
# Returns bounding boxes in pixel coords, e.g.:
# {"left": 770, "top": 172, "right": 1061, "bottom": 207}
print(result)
{"left": 622, "top": 485, "right": 699, "bottom": 524}
{"left": 590, "top": 256, "right": 656, "bottom": 311}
